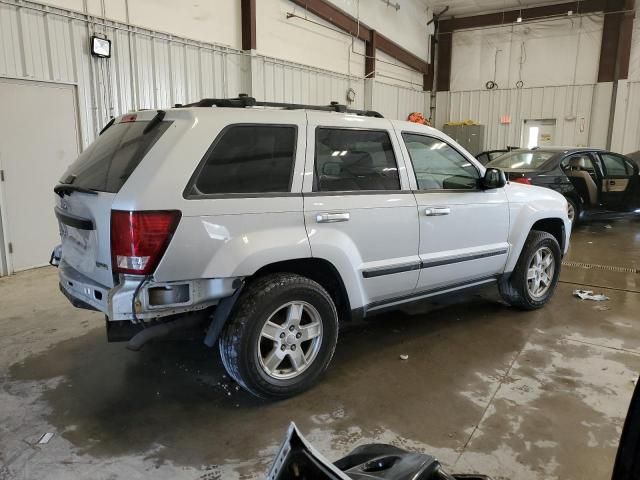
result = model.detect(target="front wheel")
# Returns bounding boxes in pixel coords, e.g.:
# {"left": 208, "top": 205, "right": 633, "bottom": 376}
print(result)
{"left": 499, "top": 230, "right": 562, "bottom": 310}
{"left": 219, "top": 273, "right": 338, "bottom": 399}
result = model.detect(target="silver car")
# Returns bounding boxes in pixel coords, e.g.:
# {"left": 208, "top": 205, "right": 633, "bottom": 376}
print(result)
{"left": 53, "top": 97, "right": 571, "bottom": 399}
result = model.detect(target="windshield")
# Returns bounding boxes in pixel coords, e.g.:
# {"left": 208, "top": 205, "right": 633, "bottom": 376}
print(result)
{"left": 59, "top": 120, "right": 171, "bottom": 193}
{"left": 487, "top": 151, "right": 555, "bottom": 170}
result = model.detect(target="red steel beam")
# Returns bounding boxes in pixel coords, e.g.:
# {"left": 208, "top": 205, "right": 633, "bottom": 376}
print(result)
{"left": 436, "top": 19, "right": 453, "bottom": 92}
{"left": 614, "top": 0, "right": 636, "bottom": 80}
{"left": 241, "top": 0, "right": 257, "bottom": 50}
{"left": 365, "top": 30, "right": 377, "bottom": 78}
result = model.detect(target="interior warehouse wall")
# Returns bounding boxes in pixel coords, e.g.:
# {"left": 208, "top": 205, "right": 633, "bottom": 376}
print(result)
{"left": 451, "top": 15, "right": 603, "bottom": 91}
{"left": 27, "top": 0, "right": 242, "bottom": 47}
{"left": 0, "top": 0, "right": 430, "bottom": 152}
{"left": 610, "top": 18, "right": 640, "bottom": 154}
{"left": 437, "top": 14, "right": 613, "bottom": 150}
{"left": 435, "top": 83, "right": 613, "bottom": 150}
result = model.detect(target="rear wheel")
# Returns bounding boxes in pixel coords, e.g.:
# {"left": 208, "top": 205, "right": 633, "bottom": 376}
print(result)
{"left": 566, "top": 197, "right": 580, "bottom": 225}
{"left": 499, "top": 230, "right": 561, "bottom": 310}
{"left": 219, "top": 273, "right": 338, "bottom": 399}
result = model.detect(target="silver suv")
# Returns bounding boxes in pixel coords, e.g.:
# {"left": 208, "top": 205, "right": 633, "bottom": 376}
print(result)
{"left": 52, "top": 97, "right": 571, "bottom": 399}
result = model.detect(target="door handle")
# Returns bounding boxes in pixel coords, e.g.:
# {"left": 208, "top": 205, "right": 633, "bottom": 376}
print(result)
{"left": 316, "top": 212, "right": 350, "bottom": 223}
{"left": 610, "top": 180, "right": 616, "bottom": 185}
{"left": 424, "top": 207, "right": 451, "bottom": 216}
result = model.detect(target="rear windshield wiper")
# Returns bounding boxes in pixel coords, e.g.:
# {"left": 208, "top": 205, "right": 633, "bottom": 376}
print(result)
{"left": 99, "top": 117, "right": 115, "bottom": 136}
{"left": 54, "top": 184, "right": 99, "bottom": 197}
{"left": 143, "top": 110, "right": 166, "bottom": 134}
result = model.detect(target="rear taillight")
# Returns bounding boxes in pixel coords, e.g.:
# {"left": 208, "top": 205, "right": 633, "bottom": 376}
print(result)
{"left": 110, "top": 210, "right": 181, "bottom": 275}
{"left": 513, "top": 177, "right": 532, "bottom": 185}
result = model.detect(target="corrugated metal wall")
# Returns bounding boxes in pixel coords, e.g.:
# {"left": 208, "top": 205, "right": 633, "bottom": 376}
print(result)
{"left": 435, "top": 84, "right": 609, "bottom": 150}
{"left": 251, "top": 55, "right": 366, "bottom": 110}
{"left": 0, "top": 0, "right": 429, "bottom": 153}
{"left": 611, "top": 81, "right": 640, "bottom": 154}
{"left": 0, "top": 0, "right": 248, "bottom": 148}
{"left": 371, "top": 80, "right": 429, "bottom": 121}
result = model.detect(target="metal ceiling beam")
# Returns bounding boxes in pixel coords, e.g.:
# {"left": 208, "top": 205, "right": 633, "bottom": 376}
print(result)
{"left": 289, "top": 0, "right": 429, "bottom": 75}
{"left": 598, "top": 0, "right": 636, "bottom": 82}
{"left": 365, "top": 30, "right": 377, "bottom": 78}
{"left": 436, "top": 19, "right": 453, "bottom": 92}
{"left": 445, "top": 0, "right": 609, "bottom": 30}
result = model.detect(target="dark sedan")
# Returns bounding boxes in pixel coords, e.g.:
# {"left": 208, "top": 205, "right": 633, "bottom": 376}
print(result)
{"left": 486, "top": 147, "right": 640, "bottom": 223}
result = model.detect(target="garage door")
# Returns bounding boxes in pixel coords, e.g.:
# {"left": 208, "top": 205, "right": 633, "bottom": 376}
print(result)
{"left": 0, "top": 79, "right": 80, "bottom": 274}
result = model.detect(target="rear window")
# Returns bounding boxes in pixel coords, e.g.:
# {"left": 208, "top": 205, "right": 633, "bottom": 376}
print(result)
{"left": 60, "top": 120, "right": 171, "bottom": 193}
{"left": 188, "top": 125, "right": 296, "bottom": 196}
{"left": 487, "top": 151, "right": 555, "bottom": 170}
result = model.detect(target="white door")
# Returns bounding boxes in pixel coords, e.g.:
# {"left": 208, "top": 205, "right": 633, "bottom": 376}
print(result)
{"left": 399, "top": 132, "right": 510, "bottom": 292}
{"left": 303, "top": 113, "right": 420, "bottom": 307}
{"left": 0, "top": 79, "right": 80, "bottom": 274}
{"left": 523, "top": 119, "right": 557, "bottom": 148}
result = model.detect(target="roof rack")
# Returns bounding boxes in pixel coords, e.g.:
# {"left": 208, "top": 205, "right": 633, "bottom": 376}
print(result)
{"left": 179, "top": 95, "right": 384, "bottom": 118}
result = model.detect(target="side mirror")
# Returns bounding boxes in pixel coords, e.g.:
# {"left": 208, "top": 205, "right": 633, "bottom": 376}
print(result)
{"left": 482, "top": 167, "right": 507, "bottom": 189}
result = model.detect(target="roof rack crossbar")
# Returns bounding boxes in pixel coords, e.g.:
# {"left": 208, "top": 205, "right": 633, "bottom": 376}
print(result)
{"left": 181, "top": 96, "right": 383, "bottom": 118}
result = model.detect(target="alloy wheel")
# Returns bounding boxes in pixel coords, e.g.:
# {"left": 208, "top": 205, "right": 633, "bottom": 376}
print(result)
{"left": 567, "top": 202, "right": 575, "bottom": 223}
{"left": 526, "top": 246, "right": 556, "bottom": 299}
{"left": 257, "top": 301, "right": 323, "bottom": 380}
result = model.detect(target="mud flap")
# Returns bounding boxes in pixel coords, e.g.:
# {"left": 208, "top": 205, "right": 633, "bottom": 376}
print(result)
{"left": 203, "top": 282, "right": 244, "bottom": 347}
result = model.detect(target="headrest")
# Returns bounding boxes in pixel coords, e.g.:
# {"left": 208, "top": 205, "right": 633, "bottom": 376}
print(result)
{"left": 568, "top": 157, "right": 587, "bottom": 168}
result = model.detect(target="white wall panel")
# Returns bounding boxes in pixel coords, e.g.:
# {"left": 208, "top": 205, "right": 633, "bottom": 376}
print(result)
{"left": 37, "top": 0, "right": 241, "bottom": 48}
{"left": 0, "top": 0, "right": 245, "bottom": 148}
{"left": 0, "top": 0, "right": 433, "bottom": 151}
{"left": 611, "top": 81, "right": 640, "bottom": 154}
{"left": 628, "top": 17, "right": 640, "bottom": 80}
{"left": 451, "top": 15, "right": 603, "bottom": 91}
{"left": 436, "top": 84, "right": 605, "bottom": 150}
{"left": 371, "top": 81, "right": 428, "bottom": 120}
{"left": 252, "top": 56, "right": 366, "bottom": 110}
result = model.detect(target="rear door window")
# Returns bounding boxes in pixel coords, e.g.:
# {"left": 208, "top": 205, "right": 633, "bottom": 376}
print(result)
{"left": 314, "top": 128, "right": 400, "bottom": 192}
{"left": 60, "top": 120, "right": 171, "bottom": 193}
{"left": 600, "top": 153, "right": 633, "bottom": 176}
{"left": 188, "top": 125, "right": 296, "bottom": 196}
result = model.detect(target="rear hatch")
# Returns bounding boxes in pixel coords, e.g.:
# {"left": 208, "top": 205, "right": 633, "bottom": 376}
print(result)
{"left": 54, "top": 111, "right": 172, "bottom": 288}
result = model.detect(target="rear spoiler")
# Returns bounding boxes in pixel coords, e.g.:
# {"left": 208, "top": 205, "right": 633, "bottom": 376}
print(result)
{"left": 54, "top": 184, "right": 98, "bottom": 197}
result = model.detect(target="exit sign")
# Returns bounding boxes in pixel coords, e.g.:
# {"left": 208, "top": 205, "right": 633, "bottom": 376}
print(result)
{"left": 500, "top": 115, "right": 512, "bottom": 124}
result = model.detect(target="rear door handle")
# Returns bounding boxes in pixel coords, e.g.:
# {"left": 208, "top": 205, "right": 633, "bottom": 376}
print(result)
{"left": 316, "top": 212, "right": 350, "bottom": 223}
{"left": 424, "top": 207, "right": 451, "bottom": 216}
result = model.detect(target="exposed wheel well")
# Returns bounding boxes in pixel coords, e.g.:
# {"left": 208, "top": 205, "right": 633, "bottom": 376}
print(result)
{"left": 531, "top": 218, "right": 565, "bottom": 251}
{"left": 252, "top": 258, "right": 352, "bottom": 322}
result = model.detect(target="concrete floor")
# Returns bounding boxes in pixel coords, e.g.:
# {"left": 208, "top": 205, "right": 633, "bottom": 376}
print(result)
{"left": 1, "top": 219, "right": 639, "bottom": 480}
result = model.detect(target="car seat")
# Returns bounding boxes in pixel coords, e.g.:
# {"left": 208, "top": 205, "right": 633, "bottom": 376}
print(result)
{"left": 566, "top": 157, "right": 598, "bottom": 205}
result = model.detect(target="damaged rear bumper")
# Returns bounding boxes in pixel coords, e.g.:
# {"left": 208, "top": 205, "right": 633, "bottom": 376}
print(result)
{"left": 58, "top": 259, "right": 241, "bottom": 322}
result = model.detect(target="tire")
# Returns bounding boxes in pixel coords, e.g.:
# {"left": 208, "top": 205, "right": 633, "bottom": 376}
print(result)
{"left": 566, "top": 196, "right": 580, "bottom": 226}
{"left": 219, "top": 273, "right": 339, "bottom": 399}
{"left": 498, "top": 230, "right": 562, "bottom": 310}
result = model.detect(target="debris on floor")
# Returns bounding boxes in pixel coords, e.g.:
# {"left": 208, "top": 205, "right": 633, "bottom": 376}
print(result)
{"left": 604, "top": 225, "right": 612, "bottom": 229}
{"left": 594, "top": 304, "right": 610, "bottom": 311}
{"left": 37, "top": 433, "right": 54, "bottom": 444}
{"left": 399, "top": 354, "right": 409, "bottom": 360}
{"left": 573, "top": 290, "right": 610, "bottom": 301}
